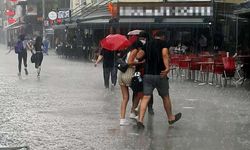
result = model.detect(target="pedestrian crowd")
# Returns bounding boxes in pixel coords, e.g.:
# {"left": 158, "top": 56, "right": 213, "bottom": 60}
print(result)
{"left": 94, "top": 30, "right": 182, "bottom": 129}
{"left": 12, "top": 31, "right": 182, "bottom": 129}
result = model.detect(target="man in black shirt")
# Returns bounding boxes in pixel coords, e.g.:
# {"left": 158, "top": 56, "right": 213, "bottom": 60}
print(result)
{"left": 137, "top": 31, "right": 182, "bottom": 129}
{"left": 95, "top": 48, "right": 117, "bottom": 90}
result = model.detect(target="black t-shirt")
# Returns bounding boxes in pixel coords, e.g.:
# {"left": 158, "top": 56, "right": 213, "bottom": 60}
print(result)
{"left": 143, "top": 39, "right": 170, "bottom": 75}
{"left": 100, "top": 49, "right": 116, "bottom": 68}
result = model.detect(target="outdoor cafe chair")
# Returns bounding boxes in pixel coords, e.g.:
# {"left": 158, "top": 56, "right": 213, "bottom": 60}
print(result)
{"left": 211, "top": 56, "right": 224, "bottom": 87}
{"left": 222, "top": 57, "right": 236, "bottom": 87}
{"left": 197, "top": 57, "right": 214, "bottom": 85}
{"left": 170, "top": 54, "right": 181, "bottom": 79}
{"left": 178, "top": 54, "right": 190, "bottom": 80}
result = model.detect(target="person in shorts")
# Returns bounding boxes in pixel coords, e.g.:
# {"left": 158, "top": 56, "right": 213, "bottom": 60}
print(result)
{"left": 136, "top": 31, "right": 182, "bottom": 129}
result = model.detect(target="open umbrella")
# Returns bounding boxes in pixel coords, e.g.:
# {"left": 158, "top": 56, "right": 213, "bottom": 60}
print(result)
{"left": 127, "top": 30, "right": 144, "bottom": 36}
{"left": 100, "top": 34, "right": 131, "bottom": 51}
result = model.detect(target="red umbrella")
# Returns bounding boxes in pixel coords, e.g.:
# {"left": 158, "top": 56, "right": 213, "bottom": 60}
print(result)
{"left": 100, "top": 34, "right": 131, "bottom": 51}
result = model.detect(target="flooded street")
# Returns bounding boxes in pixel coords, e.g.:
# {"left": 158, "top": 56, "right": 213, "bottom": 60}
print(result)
{"left": 1, "top": 45, "right": 250, "bottom": 150}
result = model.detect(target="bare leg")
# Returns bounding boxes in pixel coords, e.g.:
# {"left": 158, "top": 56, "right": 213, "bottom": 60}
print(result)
{"left": 131, "top": 92, "right": 142, "bottom": 114}
{"left": 120, "top": 85, "right": 129, "bottom": 119}
{"left": 138, "top": 95, "right": 151, "bottom": 123}
{"left": 161, "top": 96, "right": 175, "bottom": 121}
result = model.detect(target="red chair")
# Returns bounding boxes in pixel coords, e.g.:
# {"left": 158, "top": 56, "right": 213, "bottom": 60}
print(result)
{"left": 212, "top": 56, "right": 224, "bottom": 87}
{"left": 222, "top": 57, "right": 236, "bottom": 87}
{"left": 178, "top": 55, "right": 190, "bottom": 79}
{"left": 218, "top": 51, "right": 227, "bottom": 57}
{"left": 170, "top": 54, "right": 181, "bottom": 79}
{"left": 200, "top": 51, "right": 210, "bottom": 55}
{"left": 197, "top": 57, "right": 214, "bottom": 83}
{"left": 190, "top": 57, "right": 201, "bottom": 81}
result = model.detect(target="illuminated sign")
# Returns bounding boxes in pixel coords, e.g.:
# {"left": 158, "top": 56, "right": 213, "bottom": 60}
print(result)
{"left": 120, "top": 6, "right": 212, "bottom": 17}
{"left": 48, "top": 11, "right": 57, "bottom": 20}
{"left": 57, "top": 10, "right": 71, "bottom": 19}
{"left": 8, "top": 18, "right": 16, "bottom": 24}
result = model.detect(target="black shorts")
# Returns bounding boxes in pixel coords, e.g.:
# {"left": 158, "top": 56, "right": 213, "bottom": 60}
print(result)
{"left": 143, "top": 74, "right": 169, "bottom": 97}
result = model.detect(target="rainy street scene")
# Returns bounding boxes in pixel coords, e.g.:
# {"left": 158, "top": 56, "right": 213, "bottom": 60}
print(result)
{"left": 1, "top": 0, "right": 250, "bottom": 150}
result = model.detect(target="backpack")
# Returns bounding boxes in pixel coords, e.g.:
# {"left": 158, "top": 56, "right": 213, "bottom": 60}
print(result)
{"left": 15, "top": 40, "right": 24, "bottom": 54}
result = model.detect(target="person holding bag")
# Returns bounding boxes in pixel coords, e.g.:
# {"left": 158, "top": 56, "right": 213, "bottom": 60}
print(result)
{"left": 32, "top": 36, "right": 44, "bottom": 77}
{"left": 15, "top": 34, "right": 29, "bottom": 76}
{"left": 118, "top": 40, "right": 144, "bottom": 126}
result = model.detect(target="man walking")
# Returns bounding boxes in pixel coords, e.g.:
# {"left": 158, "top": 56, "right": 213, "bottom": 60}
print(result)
{"left": 137, "top": 31, "right": 182, "bottom": 129}
{"left": 95, "top": 48, "right": 117, "bottom": 90}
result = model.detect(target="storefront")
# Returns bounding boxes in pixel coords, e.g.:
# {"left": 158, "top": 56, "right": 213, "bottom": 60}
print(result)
{"left": 55, "top": 0, "right": 214, "bottom": 54}
{"left": 235, "top": 1, "right": 250, "bottom": 54}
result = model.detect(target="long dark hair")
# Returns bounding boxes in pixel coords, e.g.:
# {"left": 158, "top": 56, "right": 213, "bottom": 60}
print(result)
{"left": 34, "top": 36, "right": 43, "bottom": 51}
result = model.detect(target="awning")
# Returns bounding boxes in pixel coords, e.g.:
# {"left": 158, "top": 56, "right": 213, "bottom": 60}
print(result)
{"left": 234, "top": 8, "right": 250, "bottom": 18}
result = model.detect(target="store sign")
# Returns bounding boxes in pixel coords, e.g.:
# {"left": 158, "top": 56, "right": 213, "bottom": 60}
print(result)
{"left": 120, "top": 6, "right": 212, "bottom": 17}
{"left": 8, "top": 18, "right": 16, "bottom": 24}
{"left": 5, "top": 10, "right": 15, "bottom": 16}
{"left": 48, "top": 11, "right": 57, "bottom": 20}
{"left": 57, "top": 10, "right": 70, "bottom": 19}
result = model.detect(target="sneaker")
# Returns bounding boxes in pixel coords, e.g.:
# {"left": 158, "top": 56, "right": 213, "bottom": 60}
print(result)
{"left": 18, "top": 72, "right": 21, "bottom": 76}
{"left": 120, "top": 119, "right": 130, "bottom": 126}
{"left": 129, "top": 113, "right": 136, "bottom": 118}
{"left": 129, "top": 113, "right": 138, "bottom": 120}
{"left": 137, "top": 122, "right": 145, "bottom": 129}
{"left": 168, "top": 113, "right": 182, "bottom": 125}
{"left": 24, "top": 68, "right": 28, "bottom": 75}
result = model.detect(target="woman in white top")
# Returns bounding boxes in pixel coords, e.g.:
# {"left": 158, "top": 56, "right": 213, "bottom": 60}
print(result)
{"left": 118, "top": 40, "right": 144, "bottom": 126}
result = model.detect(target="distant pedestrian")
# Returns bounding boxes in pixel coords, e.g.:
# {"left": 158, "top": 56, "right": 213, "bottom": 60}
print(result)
{"left": 33, "top": 36, "right": 44, "bottom": 77}
{"left": 94, "top": 48, "right": 117, "bottom": 90}
{"left": 199, "top": 34, "right": 207, "bottom": 52}
{"left": 137, "top": 31, "right": 182, "bottom": 129}
{"left": 43, "top": 37, "right": 49, "bottom": 55}
{"left": 15, "top": 34, "right": 28, "bottom": 76}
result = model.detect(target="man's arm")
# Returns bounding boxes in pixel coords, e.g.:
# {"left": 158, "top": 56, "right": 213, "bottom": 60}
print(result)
{"left": 94, "top": 54, "right": 103, "bottom": 67}
{"left": 160, "top": 47, "right": 170, "bottom": 77}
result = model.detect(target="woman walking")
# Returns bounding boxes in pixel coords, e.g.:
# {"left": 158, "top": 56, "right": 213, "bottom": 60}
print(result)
{"left": 118, "top": 40, "right": 144, "bottom": 126}
{"left": 15, "top": 34, "right": 28, "bottom": 76}
{"left": 33, "top": 36, "right": 44, "bottom": 77}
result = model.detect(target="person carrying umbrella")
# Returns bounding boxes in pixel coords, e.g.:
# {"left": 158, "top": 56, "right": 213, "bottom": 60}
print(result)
{"left": 94, "top": 48, "right": 118, "bottom": 90}
{"left": 95, "top": 34, "right": 132, "bottom": 90}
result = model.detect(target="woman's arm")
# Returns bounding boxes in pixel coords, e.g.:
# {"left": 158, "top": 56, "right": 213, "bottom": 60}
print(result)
{"left": 127, "top": 48, "right": 144, "bottom": 66}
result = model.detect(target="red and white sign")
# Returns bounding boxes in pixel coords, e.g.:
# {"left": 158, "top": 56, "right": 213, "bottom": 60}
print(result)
{"left": 5, "top": 10, "right": 15, "bottom": 16}
{"left": 8, "top": 18, "right": 16, "bottom": 24}
{"left": 48, "top": 11, "right": 57, "bottom": 20}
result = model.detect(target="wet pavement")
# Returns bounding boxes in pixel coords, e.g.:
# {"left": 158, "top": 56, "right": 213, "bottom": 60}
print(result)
{"left": 0, "top": 44, "right": 250, "bottom": 150}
